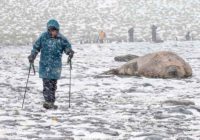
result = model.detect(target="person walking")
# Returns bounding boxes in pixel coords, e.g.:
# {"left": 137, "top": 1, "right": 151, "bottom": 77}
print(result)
{"left": 99, "top": 31, "right": 106, "bottom": 43}
{"left": 28, "top": 19, "right": 74, "bottom": 109}
{"left": 128, "top": 27, "right": 134, "bottom": 42}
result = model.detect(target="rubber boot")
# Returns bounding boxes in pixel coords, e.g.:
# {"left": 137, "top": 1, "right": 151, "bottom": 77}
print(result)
{"left": 43, "top": 102, "right": 58, "bottom": 110}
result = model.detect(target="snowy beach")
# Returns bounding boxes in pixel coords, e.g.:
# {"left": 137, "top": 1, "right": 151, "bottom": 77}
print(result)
{"left": 0, "top": 41, "right": 200, "bottom": 139}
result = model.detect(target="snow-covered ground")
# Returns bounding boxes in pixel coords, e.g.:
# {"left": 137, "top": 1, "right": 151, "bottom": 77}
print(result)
{"left": 0, "top": 41, "right": 200, "bottom": 139}
{"left": 0, "top": 0, "right": 200, "bottom": 45}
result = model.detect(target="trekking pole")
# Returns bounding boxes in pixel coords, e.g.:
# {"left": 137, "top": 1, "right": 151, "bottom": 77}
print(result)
{"left": 22, "top": 63, "right": 33, "bottom": 109}
{"left": 67, "top": 57, "right": 72, "bottom": 108}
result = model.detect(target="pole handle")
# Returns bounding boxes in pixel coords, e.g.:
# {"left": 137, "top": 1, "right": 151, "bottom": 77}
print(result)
{"left": 31, "top": 63, "right": 36, "bottom": 75}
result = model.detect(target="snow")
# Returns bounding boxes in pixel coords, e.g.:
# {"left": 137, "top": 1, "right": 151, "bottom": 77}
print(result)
{"left": 0, "top": 41, "right": 200, "bottom": 139}
{"left": 0, "top": 0, "right": 200, "bottom": 139}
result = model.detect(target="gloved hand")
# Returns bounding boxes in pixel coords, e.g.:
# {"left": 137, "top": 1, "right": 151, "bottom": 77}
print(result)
{"left": 67, "top": 49, "right": 74, "bottom": 60}
{"left": 28, "top": 54, "right": 35, "bottom": 63}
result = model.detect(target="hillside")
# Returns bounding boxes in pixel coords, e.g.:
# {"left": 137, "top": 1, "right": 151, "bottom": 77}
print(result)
{"left": 0, "top": 0, "right": 200, "bottom": 44}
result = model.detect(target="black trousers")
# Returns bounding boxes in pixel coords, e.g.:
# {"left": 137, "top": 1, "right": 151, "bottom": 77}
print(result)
{"left": 43, "top": 78, "right": 57, "bottom": 103}
{"left": 99, "top": 39, "right": 104, "bottom": 43}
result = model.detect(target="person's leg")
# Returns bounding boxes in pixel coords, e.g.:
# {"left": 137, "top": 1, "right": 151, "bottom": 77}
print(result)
{"left": 100, "top": 39, "right": 103, "bottom": 44}
{"left": 42, "top": 78, "right": 58, "bottom": 109}
{"left": 50, "top": 79, "right": 57, "bottom": 103}
{"left": 43, "top": 78, "right": 51, "bottom": 102}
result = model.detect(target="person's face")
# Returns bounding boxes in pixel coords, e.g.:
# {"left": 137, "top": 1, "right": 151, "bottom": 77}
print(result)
{"left": 49, "top": 29, "right": 58, "bottom": 38}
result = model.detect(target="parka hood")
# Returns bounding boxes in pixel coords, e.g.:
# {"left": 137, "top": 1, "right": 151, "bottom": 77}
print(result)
{"left": 47, "top": 19, "right": 60, "bottom": 31}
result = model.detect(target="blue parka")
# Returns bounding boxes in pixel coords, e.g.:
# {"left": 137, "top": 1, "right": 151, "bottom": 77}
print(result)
{"left": 31, "top": 19, "right": 72, "bottom": 80}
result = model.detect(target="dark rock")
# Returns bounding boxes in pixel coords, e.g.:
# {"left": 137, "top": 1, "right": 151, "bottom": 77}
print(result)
{"left": 95, "top": 128, "right": 119, "bottom": 136}
{"left": 135, "top": 133, "right": 167, "bottom": 139}
{"left": 167, "top": 107, "right": 193, "bottom": 115}
{"left": 163, "top": 100, "right": 195, "bottom": 106}
{"left": 176, "top": 137, "right": 194, "bottom": 140}
{"left": 122, "top": 87, "right": 137, "bottom": 93}
{"left": 143, "top": 83, "right": 153, "bottom": 87}
{"left": 154, "top": 114, "right": 172, "bottom": 119}
{"left": 0, "top": 120, "right": 19, "bottom": 126}
{"left": 114, "top": 54, "right": 139, "bottom": 62}
{"left": 144, "top": 135, "right": 164, "bottom": 140}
